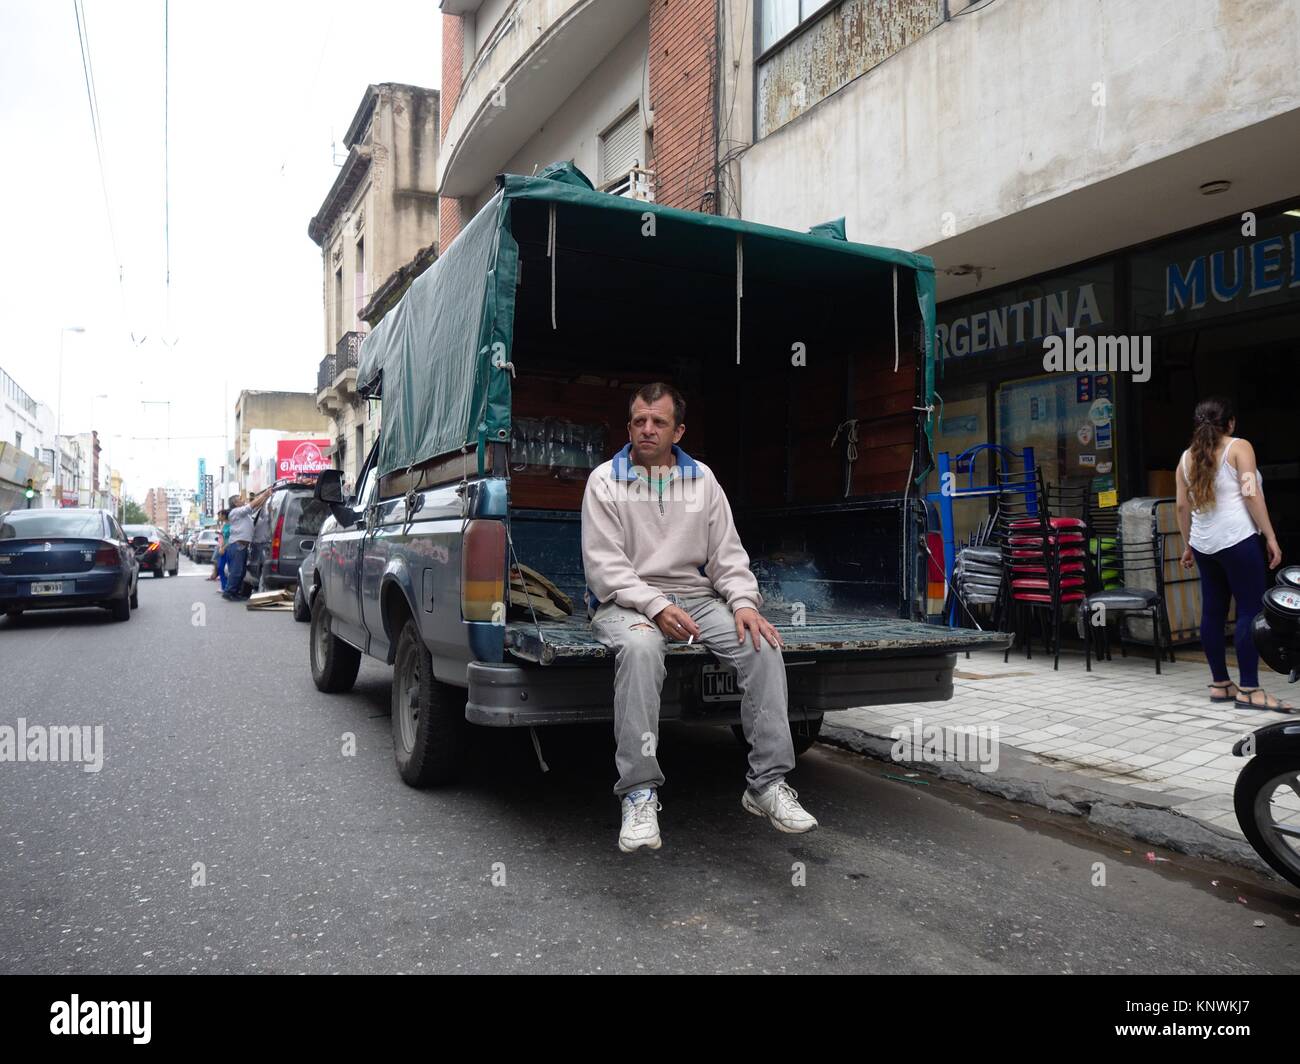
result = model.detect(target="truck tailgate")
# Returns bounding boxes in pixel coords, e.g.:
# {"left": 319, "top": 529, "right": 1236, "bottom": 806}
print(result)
{"left": 504, "top": 610, "right": 1007, "bottom": 665}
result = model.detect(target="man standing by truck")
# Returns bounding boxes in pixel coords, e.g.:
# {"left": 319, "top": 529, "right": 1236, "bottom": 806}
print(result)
{"left": 582, "top": 382, "right": 818, "bottom": 853}
{"left": 222, "top": 487, "right": 273, "bottom": 602}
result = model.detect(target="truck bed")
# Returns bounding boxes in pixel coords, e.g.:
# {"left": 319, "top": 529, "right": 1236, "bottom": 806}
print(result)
{"left": 505, "top": 608, "right": 1007, "bottom": 665}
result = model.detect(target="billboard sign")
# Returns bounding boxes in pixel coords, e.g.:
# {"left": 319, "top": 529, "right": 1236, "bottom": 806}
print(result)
{"left": 275, "top": 438, "right": 331, "bottom": 478}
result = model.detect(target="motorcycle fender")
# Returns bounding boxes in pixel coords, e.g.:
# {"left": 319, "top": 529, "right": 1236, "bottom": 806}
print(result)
{"left": 1233, "top": 719, "right": 1300, "bottom": 757}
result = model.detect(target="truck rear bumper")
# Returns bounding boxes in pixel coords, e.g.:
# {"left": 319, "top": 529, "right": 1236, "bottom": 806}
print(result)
{"left": 466, "top": 653, "right": 959, "bottom": 727}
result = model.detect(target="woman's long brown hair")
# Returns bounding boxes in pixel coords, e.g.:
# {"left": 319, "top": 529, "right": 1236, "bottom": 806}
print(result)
{"left": 1186, "top": 396, "right": 1235, "bottom": 510}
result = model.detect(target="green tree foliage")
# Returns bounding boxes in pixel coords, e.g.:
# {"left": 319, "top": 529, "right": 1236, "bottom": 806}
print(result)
{"left": 121, "top": 498, "right": 148, "bottom": 524}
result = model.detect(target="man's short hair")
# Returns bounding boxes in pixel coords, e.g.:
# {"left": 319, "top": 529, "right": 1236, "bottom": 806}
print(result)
{"left": 629, "top": 382, "right": 685, "bottom": 427}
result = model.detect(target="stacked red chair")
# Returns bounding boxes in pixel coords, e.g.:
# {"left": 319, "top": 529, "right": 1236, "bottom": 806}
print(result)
{"left": 996, "top": 469, "right": 1088, "bottom": 670}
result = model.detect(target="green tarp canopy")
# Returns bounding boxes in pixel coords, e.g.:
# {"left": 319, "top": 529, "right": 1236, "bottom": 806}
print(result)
{"left": 357, "top": 162, "right": 939, "bottom": 482}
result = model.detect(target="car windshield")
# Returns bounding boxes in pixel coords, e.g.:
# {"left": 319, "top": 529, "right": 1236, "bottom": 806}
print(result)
{"left": 123, "top": 525, "right": 155, "bottom": 539}
{"left": 199, "top": 531, "right": 218, "bottom": 541}
{"left": 0, "top": 511, "right": 105, "bottom": 539}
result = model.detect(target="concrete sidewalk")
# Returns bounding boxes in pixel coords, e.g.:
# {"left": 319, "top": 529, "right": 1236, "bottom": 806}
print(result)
{"left": 822, "top": 643, "right": 1299, "bottom": 877}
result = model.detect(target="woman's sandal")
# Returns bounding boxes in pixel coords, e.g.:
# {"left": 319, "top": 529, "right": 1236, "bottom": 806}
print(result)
{"left": 1208, "top": 681, "right": 1238, "bottom": 703}
{"left": 1235, "top": 687, "right": 1297, "bottom": 712}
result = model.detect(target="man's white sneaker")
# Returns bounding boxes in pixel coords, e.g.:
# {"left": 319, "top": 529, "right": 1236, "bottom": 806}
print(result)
{"left": 742, "top": 781, "right": 818, "bottom": 833}
{"left": 619, "top": 788, "right": 663, "bottom": 853}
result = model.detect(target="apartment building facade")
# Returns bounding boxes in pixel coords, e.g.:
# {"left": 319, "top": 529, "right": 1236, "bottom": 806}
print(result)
{"left": 309, "top": 82, "right": 440, "bottom": 486}
{"left": 436, "top": 0, "right": 720, "bottom": 248}
{"left": 144, "top": 487, "right": 169, "bottom": 527}
{"left": 0, "top": 366, "right": 59, "bottom": 510}
{"left": 232, "top": 390, "right": 332, "bottom": 496}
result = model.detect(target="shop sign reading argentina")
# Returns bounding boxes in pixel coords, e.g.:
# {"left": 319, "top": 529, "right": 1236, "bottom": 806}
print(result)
{"left": 937, "top": 265, "right": 1114, "bottom": 362}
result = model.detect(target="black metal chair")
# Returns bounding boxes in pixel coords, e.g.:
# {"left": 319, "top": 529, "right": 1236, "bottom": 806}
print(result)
{"left": 1081, "top": 526, "right": 1176, "bottom": 674}
{"left": 1086, "top": 503, "right": 1122, "bottom": 592}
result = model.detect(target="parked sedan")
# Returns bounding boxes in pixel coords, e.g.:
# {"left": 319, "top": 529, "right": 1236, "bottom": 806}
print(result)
{"left": 191, "top": 529, "right": 221, "bottom": 564}
{"left": 123, "top": 524, "right": 180, "bottom": 577}
{"left": 0, "top": 508, "right": 139, "bottom": 621}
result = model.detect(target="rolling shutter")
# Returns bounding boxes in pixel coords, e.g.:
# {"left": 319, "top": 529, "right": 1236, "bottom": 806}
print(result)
{"left": 598, "top": 108, "right": 641, "bottom": 188}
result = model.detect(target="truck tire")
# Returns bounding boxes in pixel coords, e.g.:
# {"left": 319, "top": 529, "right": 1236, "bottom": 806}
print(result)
{"left": 310, "top": 590, "right": 361, "bottom": 693}
{"left": 732, "top": 714, "right": 824, "bottom": 757}
{"left": 391, "top": 619, "right": 464, "bottom": 787}
{"left": 293, "top": 584, "right": 311, "bottom": 622}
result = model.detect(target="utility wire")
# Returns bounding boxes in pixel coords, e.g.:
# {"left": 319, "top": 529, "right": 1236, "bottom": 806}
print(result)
{"left": 72, "top": 0, "right": 127, "bottom": 308}
{"left": 163, "top": 0, "right": 173, "bottom": 340}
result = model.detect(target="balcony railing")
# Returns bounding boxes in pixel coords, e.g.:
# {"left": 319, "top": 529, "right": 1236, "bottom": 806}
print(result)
{"left": 317, "top": 354, "right": 338, "bottom": 395}
{"left": 317, "top": 332, "right": 364, "bottom": 395}
{"left": 336, "top": 330, "right": 364, "bottom": 362}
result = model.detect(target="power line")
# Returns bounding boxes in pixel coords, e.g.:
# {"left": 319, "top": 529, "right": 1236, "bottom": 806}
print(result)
{"left": 163, "top": 0, "right": 172, "bottom": 335}
{"left": 72, "top": 0, "right": 125, "bottom": 296}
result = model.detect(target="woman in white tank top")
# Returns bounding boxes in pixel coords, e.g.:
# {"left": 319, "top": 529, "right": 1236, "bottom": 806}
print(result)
{"left": 1175, "top": 397, "right": 1288, "bottom": 711}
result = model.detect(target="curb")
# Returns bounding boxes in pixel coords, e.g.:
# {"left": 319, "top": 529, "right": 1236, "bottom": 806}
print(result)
{"left": 818, "top": 720, "right": 1276, "bottom": 879}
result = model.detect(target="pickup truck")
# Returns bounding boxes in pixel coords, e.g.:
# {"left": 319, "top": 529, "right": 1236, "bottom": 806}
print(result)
{"left": 304, "top": 162, "right": 1004, "bottom": 787}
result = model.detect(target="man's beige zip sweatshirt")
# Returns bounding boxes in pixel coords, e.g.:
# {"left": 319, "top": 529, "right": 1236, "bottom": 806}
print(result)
{"left": 580, "top": 447, "right": 762, "bottom": 621}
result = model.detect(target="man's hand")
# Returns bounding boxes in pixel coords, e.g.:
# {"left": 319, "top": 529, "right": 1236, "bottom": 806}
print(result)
{"left": 654, "top": 604, "right": 701, "bottom": 642}
{"left": 734, "top": 606, "right": 783, "bottom": 651}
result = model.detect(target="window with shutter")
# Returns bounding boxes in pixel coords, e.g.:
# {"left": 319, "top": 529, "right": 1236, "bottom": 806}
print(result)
{"left": 598, "top": 108, "right": 642, "bottom": 192}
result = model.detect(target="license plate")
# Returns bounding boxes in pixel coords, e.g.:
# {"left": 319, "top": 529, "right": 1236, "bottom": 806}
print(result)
{"left": 701, "top": 663, "right": 741, "bottom": 703}
{"left": 31, "top": 582, "right": 64, "bottom": 595}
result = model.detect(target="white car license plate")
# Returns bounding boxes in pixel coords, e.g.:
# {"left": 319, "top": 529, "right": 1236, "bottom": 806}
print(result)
{"left": 31, "top": 581, "right": 64, "bottom": 595}
{"left": 701, "top": 663, "right": 741, "bottom": 703}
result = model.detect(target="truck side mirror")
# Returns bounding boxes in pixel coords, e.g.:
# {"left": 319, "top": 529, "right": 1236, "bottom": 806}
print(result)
{"left": 314, "top": 470, "right": 345, "bottom": 504}
{"left": 314, "top": 469, "right": 357, "bottom": 527}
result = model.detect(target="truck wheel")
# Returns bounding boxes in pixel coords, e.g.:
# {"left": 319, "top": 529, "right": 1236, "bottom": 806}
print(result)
{"left": 391, "top": 619, "right": 464, "bottom": 787}
{"left": 310, "top": 590, "right": 361, "bottom": 693}
{"left": 293, "top": 584, "right": 311, "bottom": 623}
{"left": 732, "top": 715, "right": 824, "bottom": 757}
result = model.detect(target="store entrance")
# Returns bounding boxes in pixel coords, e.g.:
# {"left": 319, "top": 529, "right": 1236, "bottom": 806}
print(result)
{"left": 1141, "top": 309, "right": 1300, "bottom": 567}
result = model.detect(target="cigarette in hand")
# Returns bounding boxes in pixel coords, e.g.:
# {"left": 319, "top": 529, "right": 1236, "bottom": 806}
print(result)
{"left": 687, "top": 634, "right": 694, "bottom": 645}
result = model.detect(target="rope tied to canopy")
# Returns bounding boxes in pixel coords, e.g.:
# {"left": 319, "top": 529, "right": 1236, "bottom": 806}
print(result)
{"left": 892, "top": 265, "right": 900, "bottom": 372}
{"left": 547, "top": 202, "right": 558, "bottom": 330}
{"left": 735, "top": 233, "right": 743, "bottom": 365}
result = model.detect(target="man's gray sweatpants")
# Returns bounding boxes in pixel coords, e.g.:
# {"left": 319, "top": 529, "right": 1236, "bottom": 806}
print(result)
{"left": 591, "top": 592, "right": 796, "bottom": 799}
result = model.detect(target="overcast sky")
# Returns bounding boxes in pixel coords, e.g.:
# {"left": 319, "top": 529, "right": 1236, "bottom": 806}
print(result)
{"left": 0, "top": 1, "right": 440, "bottom": 502}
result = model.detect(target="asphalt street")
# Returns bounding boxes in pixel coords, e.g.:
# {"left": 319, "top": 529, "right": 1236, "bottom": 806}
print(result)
{"left": 1, "top": 557, "right": 1298, "bottom": 974}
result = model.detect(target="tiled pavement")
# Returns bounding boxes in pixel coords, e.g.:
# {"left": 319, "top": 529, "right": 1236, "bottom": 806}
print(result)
{"left": 825, "top": 643, "right": 1299, "bottom": 866}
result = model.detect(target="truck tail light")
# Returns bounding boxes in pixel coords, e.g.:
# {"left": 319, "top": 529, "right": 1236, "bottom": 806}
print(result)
{"left": 271, "top": 514, "right": 285, "bottom": 565}
{"left": 462, "top": 519, "right": 506, "bottom": 622}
